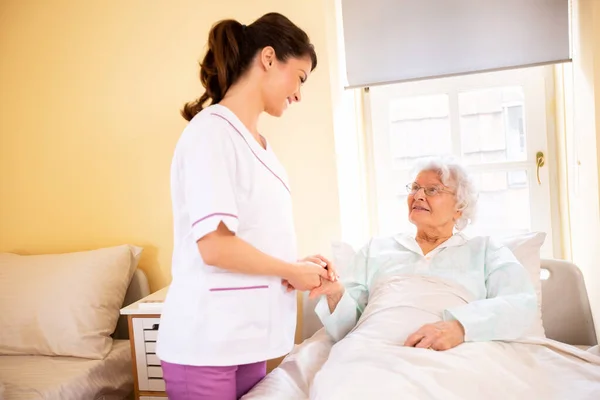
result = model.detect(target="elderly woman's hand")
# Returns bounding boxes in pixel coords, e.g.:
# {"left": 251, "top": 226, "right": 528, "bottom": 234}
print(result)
{"left": 299, "top": 257, "right": 345, "bottom": 313}
{"left": 309, "top": 277, "right": 345, "bottom": 314}
{"left": 404, "top": 321, "right": 465, "bottom": 351}
{"left": 308, "top": 276, "right": 344, "bottom": 299}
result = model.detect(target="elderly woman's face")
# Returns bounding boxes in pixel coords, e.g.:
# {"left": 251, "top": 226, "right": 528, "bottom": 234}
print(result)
{"left": 407, "top": 170, "right": 461, "bottom": 231}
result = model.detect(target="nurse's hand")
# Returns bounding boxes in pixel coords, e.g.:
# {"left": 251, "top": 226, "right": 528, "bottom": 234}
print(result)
{"left": 285, "top": 261, "right": 329, "bottom": 291}
{"left": 404, "top": 321, "right": 465, "bottom": 351}
{"left": 303, "top": 254, "right": 339, "bottom": 282}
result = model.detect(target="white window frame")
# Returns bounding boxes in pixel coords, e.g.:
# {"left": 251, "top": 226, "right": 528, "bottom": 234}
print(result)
{"left": 356, "top": 66, "right": 562, "bottom": 258}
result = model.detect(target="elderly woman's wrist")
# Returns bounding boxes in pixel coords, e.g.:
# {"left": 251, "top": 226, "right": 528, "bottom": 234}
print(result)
{"left": 453, "top": 320, "right": 465, "bottom": 336}
{"left": 326, "top": 285, "right": 344, "bottom": 302}
{"left": 326, "top": 288, "right": 344, "bottom": 314}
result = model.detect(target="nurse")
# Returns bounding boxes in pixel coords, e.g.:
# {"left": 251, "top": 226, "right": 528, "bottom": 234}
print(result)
{"left": 156, "top": 12, "right": 336, "bottom": 400}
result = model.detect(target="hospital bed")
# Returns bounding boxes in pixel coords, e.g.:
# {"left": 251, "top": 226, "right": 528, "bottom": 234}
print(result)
{"left": 243, "top": 258, "right": 600, "bottom": 399}
{"left": 301, "top": 258, "right": 598, "bottom": 348}
{"left": 539, "top": 259, "right": 597, "bottom": 347}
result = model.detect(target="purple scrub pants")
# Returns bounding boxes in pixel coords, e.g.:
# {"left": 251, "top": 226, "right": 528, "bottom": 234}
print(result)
{"left": 161, "top": 360, "right": 267, "bottom": 400}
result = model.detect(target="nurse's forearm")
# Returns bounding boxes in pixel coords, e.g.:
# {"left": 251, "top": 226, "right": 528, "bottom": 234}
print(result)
{"left": 197, "top": 223, "right": 294, "bottom": 278}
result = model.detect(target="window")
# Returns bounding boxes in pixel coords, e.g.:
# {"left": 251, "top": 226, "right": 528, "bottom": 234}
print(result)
{"left": 360, "top": 66, "right": 558, "bottom": 257}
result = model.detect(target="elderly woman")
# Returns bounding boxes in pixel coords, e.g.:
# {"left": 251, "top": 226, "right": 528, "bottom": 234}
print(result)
{"left": 311, "top": 158, "right": 538, "bottom": 351}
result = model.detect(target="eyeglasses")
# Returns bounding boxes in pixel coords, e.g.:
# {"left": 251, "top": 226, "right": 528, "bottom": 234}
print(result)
{"left": 405, "top": 183, "right": 455, "bottom": 197}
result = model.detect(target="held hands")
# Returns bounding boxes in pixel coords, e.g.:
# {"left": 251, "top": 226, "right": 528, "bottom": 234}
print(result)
{"left": 404, "top": 320, "right": 465, "bottom": 351}
{"left": 282, "top": 255, "right": 339, "bottom": 292}
{"left": 308, "top": 275, "right": 344, "bottom": 300}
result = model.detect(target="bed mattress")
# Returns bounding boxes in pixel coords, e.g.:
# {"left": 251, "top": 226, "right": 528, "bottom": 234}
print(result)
{"left": 0, "top": 339, "right": 133, "bottom": 400}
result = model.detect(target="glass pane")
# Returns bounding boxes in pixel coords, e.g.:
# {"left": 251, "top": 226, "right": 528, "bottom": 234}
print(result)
{"left": 388, "top": 94, "right": 452, "bottom": 169}
{"left": 378, "top": 200, "right": 415, "bottom": 236}
{"left": 463, "top": 170, "right": 531, "bottom": 237}
{"left": 459, "top": 87, "right": 527, "bottom": 164}
{"left": 376, "top": 170, "right": 412, "bottom": 236}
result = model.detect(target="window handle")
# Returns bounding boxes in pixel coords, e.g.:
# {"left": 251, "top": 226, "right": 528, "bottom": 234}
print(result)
{"left": 536, "top": 151, "right": 545, "bottom": 185}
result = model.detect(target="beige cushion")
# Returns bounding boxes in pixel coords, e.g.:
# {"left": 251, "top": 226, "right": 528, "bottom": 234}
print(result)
{"left": 0, "top": 245, "right": 142, "bottom": 359}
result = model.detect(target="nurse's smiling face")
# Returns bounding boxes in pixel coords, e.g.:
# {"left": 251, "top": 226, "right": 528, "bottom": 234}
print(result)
{"left": 262, "top": 54, "right": 313, "bottom": 117}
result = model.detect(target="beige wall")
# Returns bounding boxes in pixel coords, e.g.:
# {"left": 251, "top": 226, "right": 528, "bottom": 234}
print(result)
{"left": 595, "top": 3, "right": 600, "bottom": 194}
{"left": 0, "top": 0, "right": 341, "bottom": 348}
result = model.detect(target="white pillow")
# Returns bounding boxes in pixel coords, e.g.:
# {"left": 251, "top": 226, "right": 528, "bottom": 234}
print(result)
{"left": 0, "top": 245, "right": 142, "bottom": 359}
{"left": 494, "top": 231, "right": 547, "bottom": 337}
{"left": 331, "top": 240, "right": 358, "bottom": 276}
{"left": 330, "top": 231, "right": 547, "bottom": 337}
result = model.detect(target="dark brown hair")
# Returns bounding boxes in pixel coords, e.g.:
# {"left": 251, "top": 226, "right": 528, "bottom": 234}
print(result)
{"left": 181, "top": 12, "right": 318, "bottom": 121}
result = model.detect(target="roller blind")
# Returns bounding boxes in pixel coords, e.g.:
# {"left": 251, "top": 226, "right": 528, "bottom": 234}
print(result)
{"left": 341, "top": 0, "right": 571, "bottom": 88}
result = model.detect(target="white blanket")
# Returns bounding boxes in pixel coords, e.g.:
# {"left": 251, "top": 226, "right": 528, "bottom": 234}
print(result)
{"left": 244, "top": 275, "right": 600, "bottom": 400}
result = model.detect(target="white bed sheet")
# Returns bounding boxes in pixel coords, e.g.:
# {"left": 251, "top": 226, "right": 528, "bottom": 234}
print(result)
{"left": 245, "top": 330, "right": 600, "bottom": 400}
{"left": 242, "top": 329, "right": 331, "bottom": 400}
{"left": 0, "top": 339, "right": 133, "bottom": 400}
{"left": 244, "top": 275, "right": 600, "bottom": 400}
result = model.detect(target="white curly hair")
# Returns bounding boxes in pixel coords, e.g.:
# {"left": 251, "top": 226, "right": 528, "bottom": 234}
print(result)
{"left": 410, "top": 156, "right": 479, "bottom": 231}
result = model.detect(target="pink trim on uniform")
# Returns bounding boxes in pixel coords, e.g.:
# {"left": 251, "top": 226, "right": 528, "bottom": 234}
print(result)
{"left": 210, "top": 112, "right": 291, "bottom": 194}
{"left": 191, "top": 212, "right": 238, "bottom": 228}
{"left": 209, "top": 285, "right": 269, "bottom": 292}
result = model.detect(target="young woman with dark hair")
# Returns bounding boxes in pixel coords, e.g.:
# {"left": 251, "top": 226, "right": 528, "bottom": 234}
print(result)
{"left": 156, "top": 12, "right": 336, "bottom": 399}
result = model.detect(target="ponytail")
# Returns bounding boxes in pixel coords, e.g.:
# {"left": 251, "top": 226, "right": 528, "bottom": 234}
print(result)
{"left": 181, "top": 20, "right": 246, "bottom": 121}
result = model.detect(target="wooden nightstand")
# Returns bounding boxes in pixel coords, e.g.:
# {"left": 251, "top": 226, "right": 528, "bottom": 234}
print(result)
{"left": 120, "top": 287, "right": 169, "bottom": 400}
